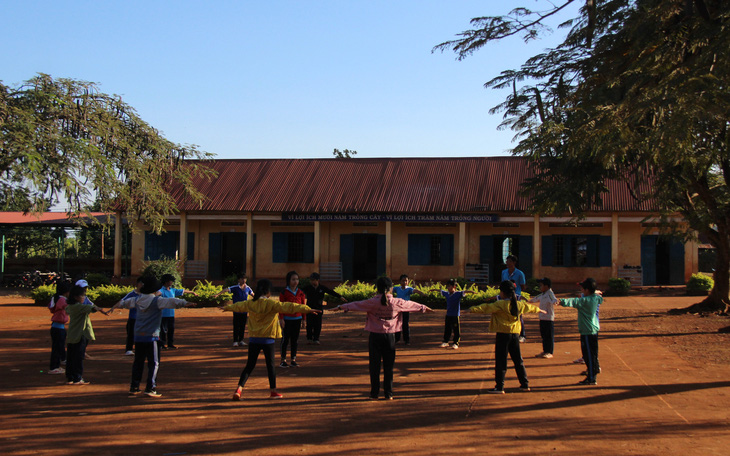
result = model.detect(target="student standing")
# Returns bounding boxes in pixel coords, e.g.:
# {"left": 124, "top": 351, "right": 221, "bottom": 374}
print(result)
{"left": 557, "top": 278, "right": 602, "bottom": 385}
{"left": 529, "top": 277, "right": 559, "bottom": 358}
{"left": 332, "top": 276, "right": 433, "bottom": 400}
{"left": 65, "top": 285, "right": 108, "bottom": 385}
{"left": 279, "top": 271, "right": 307, "bottom": 367}
{"left": 468, "top": 280, "right": 544, "bottom": 394}
{"left": 300, "top": 272, "right": 346, "bottom": 345}
{"left": 501, "top": 255, "right": 527, "bottom": 342}
{"left": 48, "top": 281, "right": 71, "bottom": 374}
{"left": 158, "top": 273, "right": 196, "bottom": 349}
{"left": 111, "top": 276, "right": 196, "bottom": 397}
{"left": 392, "top": 274, "right": 426, "bottom": 345}
{"left": 122, "top": 278, "right": 145, "bottom": 356}
{"left": 224, "top": 279, "right": 319, "bottom": 401}
{"left": 430, "top": 279, "right": 475, "bottom": 349}
{"left": 215, "top": 274, "right": 253, "bottom": 347}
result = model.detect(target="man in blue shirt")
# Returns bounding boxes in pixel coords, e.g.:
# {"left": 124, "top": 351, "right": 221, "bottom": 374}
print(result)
{"left": 501, "top": 255, "right": 527, "bottom": 342}
{"left": 159, "top": 274, "right": 197, "bottom": 349}
{"left": 392, "top": 274, "right": 425, "bottom": 345}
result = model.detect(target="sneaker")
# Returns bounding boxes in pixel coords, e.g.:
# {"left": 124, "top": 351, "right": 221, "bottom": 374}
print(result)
{"left": 124, "top": 350, "right": 135, "bottom": 356}
{"left": 518, "top": 337, "right": 526, "bottom": 343}
{"left": 451, "top": 343, "right": 459, "bottom": 350}
{"left": 313, "top": 340, "right": 321, "bottom": 345}
{"left": 73, "top": 379, "right": 90, "bottom": 385}
{"left": 129, "top": 388, "right": 141, "bottom": 395}
{"left": 48, "top": 368, "right": 65, "bottom": 374}
{"left": 269, "top": 391, "right": 283, "bottom": 399}
{"left": 232, "top": 386, "right": 243, "bottom": 401}
{"left": 573, "top": 357, "right": 585, "bottom": 364}
{"left": 144, "top": 389, "right": 163, "bottom": 397}
{"left": 233, "top": 342, "right": 239, "bottom": 347}
{"left": 279, "top": 361, "right": 289, "bottom": 368}
{"left": 289, "top": 360, "right": 299, "bottom": 367}
{"left": 580, "top": 367, "right": 601, "bottom": 376}
{"left": 540, "top": 353, "right": 553, "bottom": 359}
{"left": 486, "top": 388, "right": 505, "bottom": 394}
{"left": 384, "top": 395, "right": 394, "bottom": 400}
{"left": 519, "top": 386, "right": 531, "bottom": 392}
{"left": 240, "top": 341, "right": 247, "bottom": 346}
{"left": 168, "top": 345, "right": 178, "bottom": 350}
{"left": 440, "top": 342, "right": 450, "bottom": 348}
{"left": 60, "top": 360, "right": 66, "bottom": 365}
{"left": 368, "top": 395, "right": 379, "bottom": 401}
{"left": 578, "top": 378, "right": 597, "bottom": 385}
{"left": 535, "top": 352, "right": 545, "bottom": 358}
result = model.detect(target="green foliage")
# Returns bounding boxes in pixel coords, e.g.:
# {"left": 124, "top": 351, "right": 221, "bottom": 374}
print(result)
{"left": 324, "top": 281, "right": 376, "bottom": 304}
{"left": 607, "top": 278, "right": 631, "bottom": 296}
{"left": 185, "top": 280, "right": 232, "bottom": 307}
{"left": 141, "top": 256, "right": 182, "bottom": 286}
{"left": 0, "top": 74, "right": 216, "bottom": 232}
{"left": 86, "top": 273, "right": 111, "bottom": 288}
{"left": 409, "top": 282, "right": 505, "bottom": 309}
{"left": 86, "top": 284, "right": 134, "bottom": 307}
{"left": 30, "top": 284, "right": 56, "bottom": 305}
{"left": 524, "top": 278, "right": 541, "bottom": 296}
{"left": 333, "top": 148, "right": 357, "bottom": 158}
{"left": 223, "top": 274, "right": 238, "bottom": 287}
{"left": 686, "top": 274, "right": 714, "bottom": 296}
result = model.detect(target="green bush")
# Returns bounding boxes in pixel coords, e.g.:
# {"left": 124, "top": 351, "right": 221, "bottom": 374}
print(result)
{"left": 607, "top": 277, "right": 631, "bottom": 296}
{"left": 87, "top": 284, "right": 134, "bottom": 307}
{"left": 223, "top": 273, "right": 239, "bottom": 287}
{"left": 141, "top": 256, "right": 182, "bottom": 286}
{"left": 524, "top": 278, "right": 541, "bottom": 296}
{"left": 324, "top": 281, "right": 377, "bottom": 304}
{"left": 185, "top": 280, "right": 232, "bottom": 307}
{"left": 85, "top": 273, "right": 111, "bottom": 288}
{"left": 31, "top": 284, "right": 56, "bottom": 306}
{"left": 410, "top": 282, "right": 506, "bottom": 309}
{"left": 686, "top": 273, "right": 714, "bottom": 296}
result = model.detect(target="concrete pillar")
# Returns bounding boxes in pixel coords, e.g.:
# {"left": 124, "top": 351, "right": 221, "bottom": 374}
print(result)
{"left": 533, "top": 214, "right": 540, "bottom": 279}
{"left": 458, "top": 222, "right": 466, "bottom": 278}
{"left": 179, "top": 212, "right": 188, "bottom": 278}
{"left": 612, "top": 213, "right": 619, "bottom": 278}
{"left": 385, "top": 221, "right": 392, "bottom": 278}
{"left": 314, "top": 221, "right": 321, "bottom": 272}
{"left": 246, "top": 212, "right": 254, "bottom": 278}
{"left": 114, "top": 211, "right": 122, "bottom": 280}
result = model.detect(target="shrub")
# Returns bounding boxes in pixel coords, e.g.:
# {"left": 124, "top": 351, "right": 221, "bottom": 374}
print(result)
{"left": 223, "top": 273, "right": 238, "bottom": 287}
{"left": 410, "top": 282, "right": 505, "bottom": 309}
{"left": 524, "top": 278, "right": 541, "bottom": 296}
{"left": 607, "top": 277, "right": 631, "bottom": 296}
{"left": 31, "top": 284, "right": 56, "bottom": 306}
{"left": 87, "top": 284, "right": 134, "bottom": 307}
{"left": 141, "top": 256, "right": 182, "bottom": 286}
{"left": 184, "top": 280, "right": 231, "bottom": 307}
{"left": 86, "top": 273, "right": 111, "bottom": 288}
{"left": 324, "top": 281, "right": 376, "bottom": 304}
{"left": 686, "top": 273, "right": 714, "bottom": 296}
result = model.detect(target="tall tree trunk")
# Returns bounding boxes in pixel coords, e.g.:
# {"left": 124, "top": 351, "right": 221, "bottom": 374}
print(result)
{"left": 685, "top": 233, "right": 730, "bottom": 314}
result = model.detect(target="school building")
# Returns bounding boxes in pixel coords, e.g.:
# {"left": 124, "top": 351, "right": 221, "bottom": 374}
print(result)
{"left": 123, "top": 157, "right": 698, "bottom": 287}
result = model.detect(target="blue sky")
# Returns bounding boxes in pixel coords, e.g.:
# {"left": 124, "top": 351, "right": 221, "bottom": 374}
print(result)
{"left": 2, "top": 1, "right": 577, "bottom": 159}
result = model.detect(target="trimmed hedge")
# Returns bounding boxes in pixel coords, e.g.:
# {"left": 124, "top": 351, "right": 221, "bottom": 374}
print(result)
{"left": 686, "top": 273, "right": 714, "bottom": 296}
{"left": 607, "top": 277, "right": 631, "bottom": 296}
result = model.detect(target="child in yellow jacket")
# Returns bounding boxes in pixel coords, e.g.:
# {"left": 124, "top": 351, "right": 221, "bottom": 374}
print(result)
{"left": 223, "top": 278, "right": 320, "bottom": 400}
{"left": 469, "top": 280, "right": 545, "bottom": 393}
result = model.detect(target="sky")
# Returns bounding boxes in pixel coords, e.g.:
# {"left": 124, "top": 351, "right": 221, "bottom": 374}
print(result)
{"left": 1, "top": 1, "right": 578, "bottom": 160}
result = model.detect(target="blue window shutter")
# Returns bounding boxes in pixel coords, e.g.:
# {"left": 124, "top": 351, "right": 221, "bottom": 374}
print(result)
{"left": 408, "top": 234, "right": 430, "bottom": 265}
{"left": 587, "top": 235, "right": 600, "bottom": 267}
{"left": 479, "top": 235, "right": 493, "bottom": 265}
{"left": 187, "top": 232, "right": 195, "bottom": 261}
{"left": 641, "top": 235, "right": 657, "bottom": 286}
{"left": 272, "top": 233, "right": 288, "bottom": 263}
{"left": 340, "top": 234, "right": 354, "bottom": 280}
{"left": 541, "top": 236, "right": 553, "bottom": 266}
{"left": 376, "top": 235, "right": 386, "bottom": 276}
{"left": 441, "top": 234, "right": 454, "bottom": 265}
{"left": 208, "top": 233, "right": 222, "bottom": 279}
{"left": 598, "top": 236, "right": 611, "bottom": 267}
{"left": 669, "top": 241, "right": 685, "bottom": 285}
{"left": 303, "top": 233, "right": 315, "bottom": 263}
{"left": 564, "top": 235, "right": 574, "bottom": 267}
{"left": 519, "top": 236, "right": 533, "bottom": 278}
{"left": 144, "top": 231, "right": 157, "bottom": 261}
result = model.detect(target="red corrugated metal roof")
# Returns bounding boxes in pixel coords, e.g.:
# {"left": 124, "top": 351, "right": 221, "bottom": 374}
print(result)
{"left": 170, "top": 157, "right": 657, "bottom": 213}
{"left": 0, "top": 212, "right": 110, "bottom": 226}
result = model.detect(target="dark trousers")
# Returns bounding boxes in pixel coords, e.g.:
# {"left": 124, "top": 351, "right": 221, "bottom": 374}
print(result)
{"left": 66, "top": 336, "right": 87, "bottom": 383}
{"left": 239, "top": 342, "right": 277, "bottom": 389}
{"left": 443, "top": 316, "right": 461, "bottom": 344}
{"left": 539, "top": 320, "right": 555, "bottom": 354}
{"left": 281, "top": 319, "right": 301, "bottom": 359}
{"left": 50, "top": 327, "right": 66, "bottom": 370}
{"left": 519, "top": 315, "right": 526, "bottom": 339}
{"left": 395, "top": 312, "right": 410, "bottom": 343}
{"left": 368, "top": 332, "right": 396, "bottom": 398}
{"left": 494, "top": 332, "right": 529, "bottom": 390}
{"left": 580, "top": 334, "right": 600, "bottom": 381}
{"left": 233, "top": 313, "right": 248, "bottom": 342}
{"left": 306, "top": 313, "right": 323, "bottom": 341}
{"left": 131, "top": 341, "right": 161, "bottom": 391}
{"left": 160, "top": 316, "right": 175, "bottom": 347}
{"left": 125, "top": 319, "right": 135, "bottom": 352}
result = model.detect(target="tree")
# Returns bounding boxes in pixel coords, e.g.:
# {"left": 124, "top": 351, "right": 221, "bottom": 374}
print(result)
{"left": 333, "top": 148, "right": 358, "bottom": 158}
{"left": 435, "top": 1, "right": 730, "bottom": 312}
{"left": 0, "top": 74, "right": 216, "bottom": 232}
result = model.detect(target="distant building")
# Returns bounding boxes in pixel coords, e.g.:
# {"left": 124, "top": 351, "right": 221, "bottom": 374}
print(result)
{"left": 128, "top": 157, "right": 698, "bottom": 287}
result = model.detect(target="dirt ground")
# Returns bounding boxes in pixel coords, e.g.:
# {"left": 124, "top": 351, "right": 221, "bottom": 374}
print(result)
{"left": 1, "top": 289, "right": 729, "bottom": 456}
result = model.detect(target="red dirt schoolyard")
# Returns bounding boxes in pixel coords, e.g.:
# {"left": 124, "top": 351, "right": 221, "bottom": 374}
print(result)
{"left": 1, "top": 291, "right": 729, "bottom": 455}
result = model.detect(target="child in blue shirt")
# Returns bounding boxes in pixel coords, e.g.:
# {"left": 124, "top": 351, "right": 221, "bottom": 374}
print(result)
{"left": 392, "top": 274, "right": 425, "bottom": 345}
{"left": 215, "top": 273, "right": 254, "bottom": 347}
{"left": 430, "top": 279, "right": 475, "bottom": 349}
{"left": 158, "top": 274, "right": 197, "bottom": 349}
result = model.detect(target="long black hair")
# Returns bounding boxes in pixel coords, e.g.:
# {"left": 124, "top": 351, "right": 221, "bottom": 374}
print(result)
{"left": 499, "top": 280, "right": 519, "bottom": 317}
{"left": 285, "top": 271, "right": 299, "bottom": 289}
{"left": 253, "top": 279, "right": 272, "bottom": 301}
{"left": 53, "top": 281, "right": 72, "bottom": 303}
{"left": 376, "top": 276, "right": 393, "bottom": 306}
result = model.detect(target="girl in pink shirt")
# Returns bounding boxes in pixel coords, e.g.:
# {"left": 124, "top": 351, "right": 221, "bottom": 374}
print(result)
{"left": 333, "top": 276, "right": 432, "bottom": 400}
{"left": 48, "top": 281, "right": 71, "bottom": 374}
